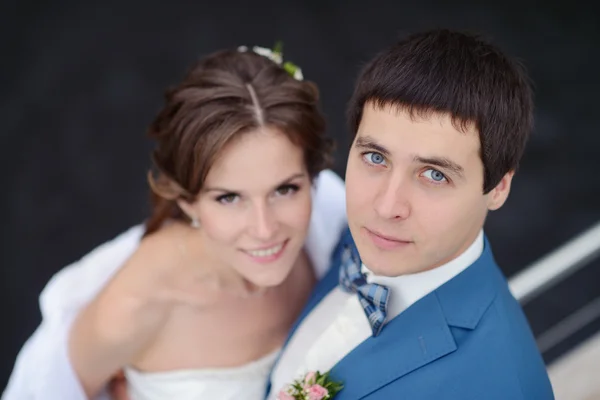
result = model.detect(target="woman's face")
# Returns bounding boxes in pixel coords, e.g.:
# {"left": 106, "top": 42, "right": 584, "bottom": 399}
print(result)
{"left": 186, "top": 126, "right": 313, "bottom": 288}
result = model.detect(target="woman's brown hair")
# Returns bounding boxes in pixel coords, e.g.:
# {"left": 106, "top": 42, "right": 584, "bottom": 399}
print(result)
{"left": 144, "top": 48, "right": 331, "bottom": 235}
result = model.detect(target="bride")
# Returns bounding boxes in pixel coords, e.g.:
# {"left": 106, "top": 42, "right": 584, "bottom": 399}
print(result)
{"left": 3, "top": 46, "right": 347, "bottom": 400}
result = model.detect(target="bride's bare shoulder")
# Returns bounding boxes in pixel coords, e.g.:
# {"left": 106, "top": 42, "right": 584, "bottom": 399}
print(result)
{"left": 130, "top": 223, "right": 191, "bottom": 265}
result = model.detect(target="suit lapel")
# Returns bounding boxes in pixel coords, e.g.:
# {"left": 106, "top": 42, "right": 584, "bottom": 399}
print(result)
{"left": 330, "top": 292, "right": 457, "bottom": 399}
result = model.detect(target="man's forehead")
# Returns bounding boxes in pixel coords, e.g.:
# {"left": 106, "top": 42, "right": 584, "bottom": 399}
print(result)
{"left": 355, "top": 130, "right": 479, "bottom": 156}
{"left": 357, "top": 107, "right": 480, "bottom": 157}
{"left": 363, "top": 101, "right": 477, "bottom": 130}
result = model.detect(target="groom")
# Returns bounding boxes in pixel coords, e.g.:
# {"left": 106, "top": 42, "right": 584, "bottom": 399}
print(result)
{"left": 266, "top": 30, "right": 554, "bottom": 399}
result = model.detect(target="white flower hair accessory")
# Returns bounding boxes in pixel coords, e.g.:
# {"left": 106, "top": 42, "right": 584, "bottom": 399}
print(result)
{"left": 238, "top": 42, "right": 304, "bottom": 81}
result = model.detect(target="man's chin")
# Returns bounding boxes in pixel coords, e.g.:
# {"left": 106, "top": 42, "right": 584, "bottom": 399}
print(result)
{"left": 355, "top": 241, "right": 414, "bottom": 277}
{"left": 367, "top": 263, "right": 408, "bottom": 277}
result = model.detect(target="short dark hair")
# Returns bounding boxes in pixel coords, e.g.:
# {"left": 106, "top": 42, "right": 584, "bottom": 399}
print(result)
{"left": 347, "top": 29, "right": 534, "bottom": 193}
{"left": 145, "top": 49, "right": 331, "bottom": 234}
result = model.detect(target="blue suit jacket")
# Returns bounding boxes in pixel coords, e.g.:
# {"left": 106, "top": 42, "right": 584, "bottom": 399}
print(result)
{"left": 267, "top": 229, "right": 554, "bottom": 399}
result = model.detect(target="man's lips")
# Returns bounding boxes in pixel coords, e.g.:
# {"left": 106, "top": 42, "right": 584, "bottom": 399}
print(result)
{"left": 366, "top": 228, "right": 411, "bottom": 243}
{"left": 364, "top": 227, "right": 412, "bottom": 250}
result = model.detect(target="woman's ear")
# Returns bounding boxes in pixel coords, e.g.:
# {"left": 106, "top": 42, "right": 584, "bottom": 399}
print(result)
{"left": 176, "top": 199, "right": 195, "bottom": 219}
{"left": 177, "top": 199, "right": 200, "bottom": 228}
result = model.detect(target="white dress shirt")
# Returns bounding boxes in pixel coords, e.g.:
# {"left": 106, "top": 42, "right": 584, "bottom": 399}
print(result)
{"left": 268, "top": 230, "right": 484, "bottom": 398}
{"left": 2, "top": 169, "right": 348, "bottom": 400}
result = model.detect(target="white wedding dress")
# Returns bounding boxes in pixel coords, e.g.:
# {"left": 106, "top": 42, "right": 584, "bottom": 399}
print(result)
{"left": 2, "top": 170, "right": 347, "bottom": 400}
{"left": 124, "top": 350, "right": 280, "bottom": 400}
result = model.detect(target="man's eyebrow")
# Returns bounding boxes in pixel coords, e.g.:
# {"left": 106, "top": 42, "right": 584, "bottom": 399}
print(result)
{"left": 414, "top": 156, "right": 465, "bottom": 177}
{"left": 354, "top": 136, "right": 391, "bottom": 157}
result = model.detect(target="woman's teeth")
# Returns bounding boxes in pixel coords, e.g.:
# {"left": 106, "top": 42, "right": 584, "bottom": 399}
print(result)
{"left": 247, "top": 243, "right": 283, "bottom": 257}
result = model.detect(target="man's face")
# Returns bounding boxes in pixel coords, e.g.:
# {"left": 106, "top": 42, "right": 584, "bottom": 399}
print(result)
{"left": 345, "top": 103, "right": 513, "bottom": 276}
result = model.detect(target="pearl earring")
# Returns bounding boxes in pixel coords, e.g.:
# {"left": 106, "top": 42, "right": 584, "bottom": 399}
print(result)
{"left": 190, "top": 217, "right": 200, "bottom": 229}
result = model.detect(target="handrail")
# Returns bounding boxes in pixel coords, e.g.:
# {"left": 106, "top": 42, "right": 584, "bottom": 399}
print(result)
{"left": 509, "top": 221, "right": 600, "bottom": 305}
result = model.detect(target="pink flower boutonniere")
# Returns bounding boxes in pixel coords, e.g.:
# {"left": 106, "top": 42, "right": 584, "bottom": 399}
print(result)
{"left": 277, "top": 371, "right": 343, "bottom": 400}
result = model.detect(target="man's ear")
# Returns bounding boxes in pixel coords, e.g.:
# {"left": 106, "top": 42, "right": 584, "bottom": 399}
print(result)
{"left": 487, "top": 171, "right": 514, "bottom": 211}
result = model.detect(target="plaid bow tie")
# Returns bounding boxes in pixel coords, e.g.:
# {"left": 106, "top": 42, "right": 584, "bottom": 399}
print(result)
{"left": 339, "top": 245, "right": 390, "bottom": 337}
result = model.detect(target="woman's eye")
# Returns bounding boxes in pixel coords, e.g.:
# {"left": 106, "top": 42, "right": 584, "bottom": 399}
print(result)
{"left": 275, "top": 184, "right": 299, "bottom": 196}
{"left": 422, "top": 169, "right": 448, "bottom": 183}
{"left": 216, "top": 193, "right": 239, "bottom": 204}
{"left": 363, "top": 152, "right": 387, "bottom": 166}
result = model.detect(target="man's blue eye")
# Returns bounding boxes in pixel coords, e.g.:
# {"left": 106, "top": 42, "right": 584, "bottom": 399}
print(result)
{"left": 364, "top": 152, "right": 386, "bottom": 165}
{"left": 423, "top": 169, "right": 447, "bottom": 183}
